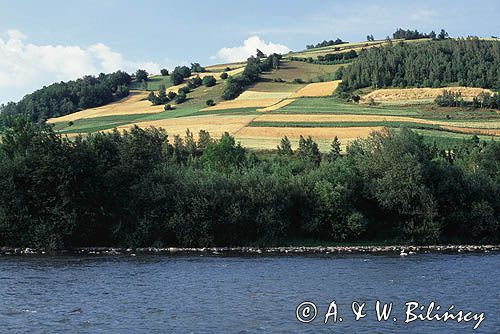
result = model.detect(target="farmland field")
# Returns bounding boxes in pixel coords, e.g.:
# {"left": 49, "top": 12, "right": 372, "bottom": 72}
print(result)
{"left": 292, "top": 80, "right": 341, "bottom": 97}
{"left": 362, "top": 87, "right": 494, "bottom": 104}
{"left": 259, "top": 60, "right": 342, "bottom": 82}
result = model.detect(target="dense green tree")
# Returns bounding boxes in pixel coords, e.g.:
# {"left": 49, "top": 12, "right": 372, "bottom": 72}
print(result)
{"left": 135, "top": 69, "right": 148, "bottom": 82}
{"left": 171, "top": 72, "right": 185, "bottom": 86}
{"left": 160, "top": 69, "right": 169, "bottom": 76}
{"left": 297, "top": 136, "right": 321, "bottom": 166}
{"left": 203, "top": 133, "right": 246, "bottom": 173}
{"left": 202, "top": 75, "right": 216, "bottom": 87}
{"left": 328, "top": 136, "right": 341, "bottom": 161}
{"left": 176, "top": 92, "right": 187, "bottom": 104}
{"left": 190, "top": 63, "right": 205, "bottom": 73}
{"left": 277, "top": 136, "right": 293, "bottom": 156}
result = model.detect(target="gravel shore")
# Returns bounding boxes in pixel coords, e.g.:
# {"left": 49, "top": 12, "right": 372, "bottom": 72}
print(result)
{"left": 1, "top": 245, "right": 499, "bottom": 256}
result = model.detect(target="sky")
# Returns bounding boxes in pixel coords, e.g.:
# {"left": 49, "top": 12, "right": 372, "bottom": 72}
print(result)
{"left": 0, "top": 0, "right": 499, "bottom": 104}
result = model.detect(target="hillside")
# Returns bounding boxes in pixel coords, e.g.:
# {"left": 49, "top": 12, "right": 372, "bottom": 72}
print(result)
{"left": 6, "top": 37, "right": 500, "bottom": 152}
{"left": 1, "top": 33, "right": 500, "bottom": 250}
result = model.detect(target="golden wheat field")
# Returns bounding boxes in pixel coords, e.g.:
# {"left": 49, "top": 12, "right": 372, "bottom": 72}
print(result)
{"left": 362, "top": 87, "right": 493, "bottom": 103}
{"left": 201, "top": 98, "right": 283, "bottom": 111}
{"left": 114, "top": 115, "right": 256, "bottom": 138}
{"left": 235, "top": 126, "right": 383, "bottom": 139}
{"left": 48, "top": 91, "right": 165, "bottom": 123}
{"left": 292, "top": 80, "right": 341, "bottom": 97}
{"left": 235, "top": 137, "right": 338, "bottom": 151}
{"left": 257, "top": 99, "right": 297, "bottom": 112}
{"left": 236, "top": 91, "right": 294, "bottom": 100}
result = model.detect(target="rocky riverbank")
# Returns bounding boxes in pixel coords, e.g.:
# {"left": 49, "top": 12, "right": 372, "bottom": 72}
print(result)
{"left": 1, "top": 244, "right": 499, "bottom": 256}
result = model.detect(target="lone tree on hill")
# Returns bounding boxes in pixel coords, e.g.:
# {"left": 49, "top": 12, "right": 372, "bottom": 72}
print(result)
{"left": 160, "top": 69, "right": 169, "bottom": 76}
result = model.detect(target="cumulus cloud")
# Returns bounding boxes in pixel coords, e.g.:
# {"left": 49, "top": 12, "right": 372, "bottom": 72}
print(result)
{"left": 0, "top": 29, "right": 160, "bottom": 103}
{"left": 216, "top": 36, "right": 291, "bottom": 62}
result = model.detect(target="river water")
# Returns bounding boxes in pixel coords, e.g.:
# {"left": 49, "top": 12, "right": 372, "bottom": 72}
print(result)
{"left": 0, "top": 252, "right": 498, "bottom": 333}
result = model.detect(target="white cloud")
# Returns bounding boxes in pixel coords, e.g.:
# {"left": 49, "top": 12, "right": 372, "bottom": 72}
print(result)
{"left": 0, "top": 29, "right": 160, "bottom": 103}
{"left": 215, "top": 36, "right": 291, "bottom": 62}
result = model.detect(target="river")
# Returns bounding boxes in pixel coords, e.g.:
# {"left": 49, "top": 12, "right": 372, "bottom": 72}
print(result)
{"left": 0, "top": 252, "right": 498, "bottom": 333}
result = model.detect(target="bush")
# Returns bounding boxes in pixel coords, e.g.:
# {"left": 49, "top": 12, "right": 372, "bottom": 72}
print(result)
{"left": 187, "top": 76, "right": 202, "bottom": 89}
{"left": 164, "top": 104, "right": 173, "bottom": 111}
{"left": 220, "top": 72, "right": 228, "bottom": 80}
{"left": 292, "top": 78, "right": 305, "bottom": 84}
{"left": 202, "top": 76, "right": 216, "bottom": 87}
{"left": 178, "top": 86, "right": 190, "bottom": 95}
{"left": 167, "top": 91, "right": 177, "bottom": 100}
{"left": 176, "top": 93, "right": 187, "bottom": 104}
{"left": 160, "top": 69, "right": 169, "bottom": 76}
{"left": 206, "top": 99, "right": 215, "bottom": 106}
{"left": 171, "top": 72, "right": 184, "bottom": 86}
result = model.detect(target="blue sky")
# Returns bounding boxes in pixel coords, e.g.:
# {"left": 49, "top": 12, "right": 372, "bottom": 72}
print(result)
{"left": 0, "top": 0, "right": 499, "bottom": 103}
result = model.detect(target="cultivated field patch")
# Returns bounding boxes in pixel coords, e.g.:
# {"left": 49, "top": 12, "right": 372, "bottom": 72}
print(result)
{"left": 253, "top": 113, "right": 433, "bottom": 124}
{"left": 257, "top": 99, "right": 297, "bottom": 112}
{"left": 362, "top": 87, "right": 494, "bottom": 103}
{"left": 114, "top": 114, "right": 256, "bottom": 139}
{"left": 236, "top": 91, "right": 294, "bottom": 100}
{"left": 201, "top": 98, "right": 283, "bottom": 111}
{"left": 48, "top": 91, "right": 165, "bottom": 123}
{"left": 235, "top": 126, "right": 383, "bottom": 140}
{"left": 292, "top": 80, "right": 341, "bottom": 97}
{"left": 259, "top": 61, "right": 342, "bottom": 82}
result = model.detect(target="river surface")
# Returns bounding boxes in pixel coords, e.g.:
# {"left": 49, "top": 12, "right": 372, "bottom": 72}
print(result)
{"left": 0, "top": 252, "right": 498, "bottom": 333}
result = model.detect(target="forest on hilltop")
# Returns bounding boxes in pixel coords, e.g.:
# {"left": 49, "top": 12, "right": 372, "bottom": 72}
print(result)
{"left": 337, "top": 38, "right": 500, "bottom": 93}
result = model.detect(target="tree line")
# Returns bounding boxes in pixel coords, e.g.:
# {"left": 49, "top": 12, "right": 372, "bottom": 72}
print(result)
{"left": 0, "top": 71, "right": 132, "bottom": 122}
{"left": 337, "top": 38, "right": 500, "bottom": 94}
{"left": 306, "top": 38, "right": 347, "bottom": 50}
{"left": 289, "top": 50, "right": 358, "bottom": 65}
{"left": 392, "top": 28, "right": 449, "bottom": 40}
{"left": 0, "top": 118, "right": 498, "bottom": 250}
{"left": 435, "top": 91, "right": 500, "bottom": 109}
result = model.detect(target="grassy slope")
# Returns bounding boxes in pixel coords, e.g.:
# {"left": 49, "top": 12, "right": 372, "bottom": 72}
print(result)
{"left": 258, "top": 60, "right": 343, "bottom": 82}
{"left": 129, "top": 75, "right": 173, "bottom": 91}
